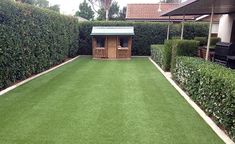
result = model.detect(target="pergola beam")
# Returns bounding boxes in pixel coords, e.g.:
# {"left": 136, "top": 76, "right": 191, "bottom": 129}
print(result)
{"left": 167, "top": 16, "right": 171, "bottom": 40}
{"left": 205, "top": 3, "right": 214, "bottom": 61}
{"left": 181, "top": 15, "right": 185, "bottom": 40}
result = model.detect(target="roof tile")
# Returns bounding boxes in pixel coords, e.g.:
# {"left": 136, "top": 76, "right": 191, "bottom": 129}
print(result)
{"left": 126, "top": 3, "right": 195, "bottom": 21}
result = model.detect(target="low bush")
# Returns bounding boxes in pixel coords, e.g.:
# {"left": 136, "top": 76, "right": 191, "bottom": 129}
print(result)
{"left": 171, "top": 36, "right": 181, "bottom": 40}
{"left": 173, "top": 56, "right": 235, "bottom": 141}
{"left": 79, "top": 21, "right": 209, "bottom": 56}
{"left": 0, "top": 0, "right": 79, "bottom": 89}
{"left": 194, "top": 37, "right": 207, "bottom": 46}
{"left": 194, "top": 37, "right": 221, "bottom": 47}
{"left": 210, "top": 37, "right": 221, "bottom": 46}
{"left": 171, "top": 40, "right": 199, "bottom": 72}
{"left": 151, "top": 45, "right": 164, "bottom": 68}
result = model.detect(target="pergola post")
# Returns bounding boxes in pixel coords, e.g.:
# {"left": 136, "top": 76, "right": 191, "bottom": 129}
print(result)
{"left": 181, "top": 15, "right": 185, "bottom": 40}
{"left": 205, "top": 4, "right": 214, "bottom": 61}
{"left": 167, "top": 16, "right": 171, "bottom": 40}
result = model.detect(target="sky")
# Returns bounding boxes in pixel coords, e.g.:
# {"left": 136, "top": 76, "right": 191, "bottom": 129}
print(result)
{"left": 48, "top": 0, "right": 163, "bottom": 15}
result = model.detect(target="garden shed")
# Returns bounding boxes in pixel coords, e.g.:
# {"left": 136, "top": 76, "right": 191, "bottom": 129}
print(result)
{"left": 91, "top": 26, "right": 134, "bottom": 59}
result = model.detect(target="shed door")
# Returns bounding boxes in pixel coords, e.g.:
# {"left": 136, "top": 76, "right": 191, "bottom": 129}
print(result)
{"left": 108, "top": 36, "right": 117, "bottom": 58}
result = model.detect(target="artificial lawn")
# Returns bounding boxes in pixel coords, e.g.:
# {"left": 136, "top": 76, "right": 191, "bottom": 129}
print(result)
{"left": 0, "top": 57, "right": 224, "bottom": 144}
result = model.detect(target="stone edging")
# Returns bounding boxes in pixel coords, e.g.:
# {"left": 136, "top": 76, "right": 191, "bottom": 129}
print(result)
{"left": 149, "top": 57, "right": 234, "bottom": 144}
{"left": 0, "top": 56, "right": 80, "bottom": 96}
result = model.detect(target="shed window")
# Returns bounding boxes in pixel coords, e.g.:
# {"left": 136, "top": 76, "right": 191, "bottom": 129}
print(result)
{"left": 96, "top": 36, "right": 105, "bottom": 48}
{"left": 119, "top": 36, "right": 128, "bottom": 47}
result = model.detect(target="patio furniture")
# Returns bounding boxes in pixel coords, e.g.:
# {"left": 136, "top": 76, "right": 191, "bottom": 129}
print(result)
{"left": 214, "top": 42, "right": 235, "bottom": 68}
{"left": 227, "top": 56, "right": 235, "bottom": 69}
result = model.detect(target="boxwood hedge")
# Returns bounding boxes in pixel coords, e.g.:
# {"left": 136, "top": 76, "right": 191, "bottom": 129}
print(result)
{"left": 150, "top": 45, "right": 164, "bottom": 68}
{"left": 194, "top": 37, "right": 221, "bottom": 47}
{"left": 173, "top": 56, "right": 235, "bottom": 141}
{"left": 170, "top": 40, "right": 199, "bottom": 72}
{"left": 163, "top": 40, "right": 174, "bottom": 71}
{"left": 0, "top": 0, "right": 79, "bottom": 89}
{"left": 151, "top": 40, "right": 198, "bottom": 72}
{"left": 78, "top": 21, "right": 208, "bottom": 56}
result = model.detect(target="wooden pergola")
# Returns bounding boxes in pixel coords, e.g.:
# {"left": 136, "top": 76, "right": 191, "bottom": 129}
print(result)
{"left": 160, "top": 0, "right": 235, "bottom": 60}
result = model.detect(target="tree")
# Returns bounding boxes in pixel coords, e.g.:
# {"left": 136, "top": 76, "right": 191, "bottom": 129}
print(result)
{"left": 97, "top": 1, "right": 120, "bottom": 21}
{"left": 21, "top": 0, "right": 35, "bottom": 4}
{"left": 34, "top": 0, "right": 49, "bottom": 8}
{"left": 20, "top": 0, "right": 60, "bottom": 13}
{"left": 48, "top": 4, "right": 60, "bottom": 12}
{"left": 118, "top": 6, "right": 126, "bottom": 20}
{"left": 75, "top": 0, "right": 94, "bottom": 20}
{"left": 88, "top": 0, "right": 113, "bottom": 21}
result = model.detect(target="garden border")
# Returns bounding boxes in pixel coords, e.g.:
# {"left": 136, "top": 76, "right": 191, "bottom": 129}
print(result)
{"left": 0, "top": 56, "right": 80, "bottom": 96}
{"left": 149, "top": 57, "right": 234, "bottom": 144}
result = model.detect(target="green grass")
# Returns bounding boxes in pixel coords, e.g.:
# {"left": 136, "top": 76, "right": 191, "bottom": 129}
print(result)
{"left": 0, "top": 57, "right": 224, "bottom": 144}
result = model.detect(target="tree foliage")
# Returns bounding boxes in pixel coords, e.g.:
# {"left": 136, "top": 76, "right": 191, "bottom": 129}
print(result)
{"left": 48, "top": 4, "right": 60, "bottom": 12}
{"left": 88, "top": 0, "right": 113, "bottom": 21}
{"left": 21, "top": 0, "right": 35, "bottom": 4}
{"left": 34, "top": 0, "right": 49, "bottom": 8}
{"left": 20, "top": 0, "right": 60, "bottom": 12}
{"left": 118, "top": 6, "right": 126, "bottom": 20}
{"left": 97, "top": 1, "right": 125, "bottom": 21}
{"left": 75, "top": 0, "right": 94, "bottom": 20}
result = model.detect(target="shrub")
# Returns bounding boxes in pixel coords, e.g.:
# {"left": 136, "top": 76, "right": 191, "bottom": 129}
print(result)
{"left": 194, "top": 37, "right": 221, "bottom": 47}
{"left": 0, "top": 0, "right": 79, "bottom": 89}
{"left": 173, "top": 56, "right": 235, "bottom": 141}
{"left": 169, "top": 40, "right": 199, "bottom": 72}
{"left": 78, "top": 21, "right": 209, "bottom": 56}
{"left": 194, "top": 37, "right": 207, "bottom": 46}
{"left": 210, "top": 37, "right": 221, "bottom": 46}
{"left": 184, "top": 22, "right": 209, "bottom": 40}
{"left": 163, "top": 40, "right": 173, "bottom": 71}
{"left": 171, "top": 36, "right": 181, "bottom": 40}
{"left": 151, "top": 45, "right": 164, "bottom": 68}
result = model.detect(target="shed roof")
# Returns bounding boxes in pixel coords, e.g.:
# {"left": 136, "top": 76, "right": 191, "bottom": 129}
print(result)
{"left": 91, "top": 27, "right": 135, "bottom": 36}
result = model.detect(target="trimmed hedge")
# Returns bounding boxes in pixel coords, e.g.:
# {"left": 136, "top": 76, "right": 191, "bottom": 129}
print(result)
{"left": 163, "top": 40, "right": 174, "bottom": 71}
{"left": 151, "top": 40, "right": 199, "bottom": 72}
{"left": 173, "top": 56, "right": 235, "bottom": 141}
{"left": 151, "top": 45, "right": 164, "bottom": 68}
{"left": 194, "top": 37, "right": 221, "bottom": 47}
{"left": 210, "top": 37, "right": 221, "bottom": 46}
{"left": 170, "top": 40, "right": 199, "bottom": 72}
{"left": 0, "top": 0, "right": 79, "bottom": 89}
{"left": 79, "top": 21, "right": 209, "bottom": 56}
{"left": 194, "top": 37, "right": 207, "bottom": 46}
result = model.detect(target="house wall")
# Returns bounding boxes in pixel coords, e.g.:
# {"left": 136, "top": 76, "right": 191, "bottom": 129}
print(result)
{"left": 211, "top": 23, "right": 219, "bottom": 34}
{"left": 218, "top": 14, "right": 235, "bottom": 42}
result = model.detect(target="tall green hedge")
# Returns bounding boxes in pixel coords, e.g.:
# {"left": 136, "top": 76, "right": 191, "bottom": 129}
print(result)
{"left": 78, "top": 21, "right": 209, "bottom": 56}
{"left": 173, "top": 56, "right": 235, "bottom": 141}
{"left": 170, "top": 40, "right": 199, "bottom": 72}
{"left": 163, "top": 40, "right": 174, "bottom": 71}
{"left": 151, "top": 40, "right": 198, "bottom": 72}
{"left": 0, "top": 0, "right": 79, "bottom": 89}
{"left": 194, "top": 37, "right": 221, "bottom": 47}
{"left": 151, "top": 45, "right": 164, "bottom": 67}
